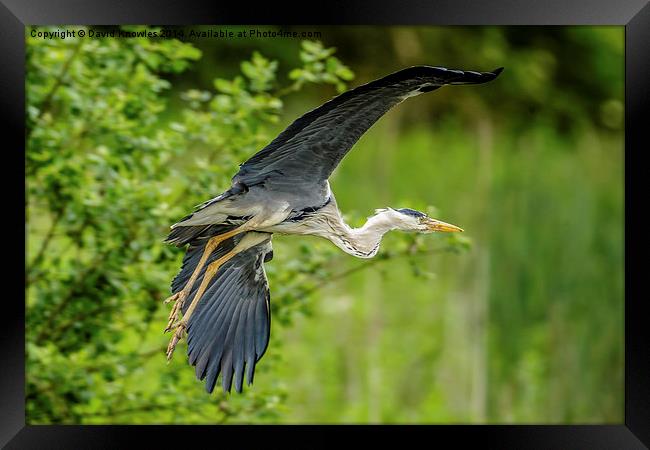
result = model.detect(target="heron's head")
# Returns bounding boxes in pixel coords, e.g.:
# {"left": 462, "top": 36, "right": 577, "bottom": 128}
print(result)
{"left": 374, "top": 208, "right": 464, "bottom": 233}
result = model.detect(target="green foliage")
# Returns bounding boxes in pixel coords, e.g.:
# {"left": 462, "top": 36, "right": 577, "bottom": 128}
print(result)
{"left": 26, "top": 25, "right": 623, "bottom": 424}
{"left": 288, "top": 40, "right": 355, "bottom": 93}
{"left": 26, "top": 26, "right": 466, "bottom": 424}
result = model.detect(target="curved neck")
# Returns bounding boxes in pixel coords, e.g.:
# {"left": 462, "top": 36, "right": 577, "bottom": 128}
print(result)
{"left": 330, "top": 211, "right": 396, "bottom": 259}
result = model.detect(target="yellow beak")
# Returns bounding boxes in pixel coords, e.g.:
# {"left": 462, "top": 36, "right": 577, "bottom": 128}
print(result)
{"left": 425, "top": 218, "right": 464, "bottom": 233}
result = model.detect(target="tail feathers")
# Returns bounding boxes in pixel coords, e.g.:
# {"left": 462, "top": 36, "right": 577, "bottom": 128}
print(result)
{"left": 166, "top": 183, "right": 247, "bottom": 244}
{"left": 165, "top": 223, "right": 235, "bottom": 247}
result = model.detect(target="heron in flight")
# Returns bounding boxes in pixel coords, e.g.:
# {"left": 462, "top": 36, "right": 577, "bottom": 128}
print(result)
{"left": 163, "top": 65, "right": 503, "bottom": 393}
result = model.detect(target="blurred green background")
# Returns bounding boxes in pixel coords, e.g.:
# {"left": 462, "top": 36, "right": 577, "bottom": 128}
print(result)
{"left": 26, "top": 25, "right": 624, "bottom": 424}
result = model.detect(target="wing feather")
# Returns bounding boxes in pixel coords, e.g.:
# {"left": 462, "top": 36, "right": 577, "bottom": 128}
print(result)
{"left": 217, "top": 296, "right": 245, "bottom": 392}
{"left": 173, "top": 233, "right": 274, "bottom": 393}
{"left": 244, "top": 297, "right": 258, "bottom": 384}
{"left": 233, "top": 66, "right": 503, "bottom": 192}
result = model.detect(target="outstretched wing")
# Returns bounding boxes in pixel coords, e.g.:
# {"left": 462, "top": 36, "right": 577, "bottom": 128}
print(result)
{"left": 172, "top": 232, "right": 273, "bottom": 393}
{"left": 233, "top": 66, "right": 503, "bottom": 193}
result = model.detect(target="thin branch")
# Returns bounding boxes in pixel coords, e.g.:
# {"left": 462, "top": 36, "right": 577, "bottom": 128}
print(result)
{"left": 27, "top": 216, "right": 91, "bottom": 285}
{"left": 27, "top": 207, "right": 64, "bottom": 279}
{"left": 273, "top": 81, "right": 301, "bottom": 98}
{"left": 34, "top": 255, "right": 104, "bottom": 344}
{"left": 34, "top": 222, "right": 144, "bottom": 344}
{"left": 48, "top": 303, "right": 114, "bottom": 341}
{"left": 300, "top": 245, "right": 455, "bottom": 297}
{"left": 83, "top": 346, "right": 166, "bottom": 375}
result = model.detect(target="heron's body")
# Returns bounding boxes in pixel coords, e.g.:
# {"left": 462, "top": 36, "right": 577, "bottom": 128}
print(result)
{"left": 174, "top": 186, "right": 394, "bottom": 258}
{"left": 163, "top": 65, "right": 503, "bottom": 393}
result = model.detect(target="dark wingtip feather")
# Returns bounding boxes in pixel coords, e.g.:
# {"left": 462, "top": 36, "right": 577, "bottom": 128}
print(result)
{"left": 384, "top": 65, "right": 504, "bottom": 86}
{"left": 221, "top": 359, "right": 234, "bottom": 393}
{"left": 445, "top": 67, "right": 504, "bottom": 85}
{"left": 234, "top": 367, "right": 244, "bottom": 393}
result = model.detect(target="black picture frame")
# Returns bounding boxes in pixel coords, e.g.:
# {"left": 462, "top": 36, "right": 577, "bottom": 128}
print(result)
{"left": 4, "top": 0, "right": 649, "bottom": 447}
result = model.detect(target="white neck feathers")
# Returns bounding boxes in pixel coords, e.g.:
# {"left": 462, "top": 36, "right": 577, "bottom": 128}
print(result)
{"left": 331, "top": 210, "right": 397, "bottom": 258}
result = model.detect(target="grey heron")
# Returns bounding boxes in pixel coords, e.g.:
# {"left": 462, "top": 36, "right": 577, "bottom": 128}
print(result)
{"left": 163, "top": 65, "right": 503, "bottom": 393}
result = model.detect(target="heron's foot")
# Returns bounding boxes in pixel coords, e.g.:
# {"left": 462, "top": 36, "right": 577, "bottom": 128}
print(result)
{"left": 163, "top": 290, "right": 182, "bottom": 305}
{"left": 165, "top": 319, "right": 187, "bottom": 361}
{"left": 163, "top": 290, "right": 187, "bottom": 333}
